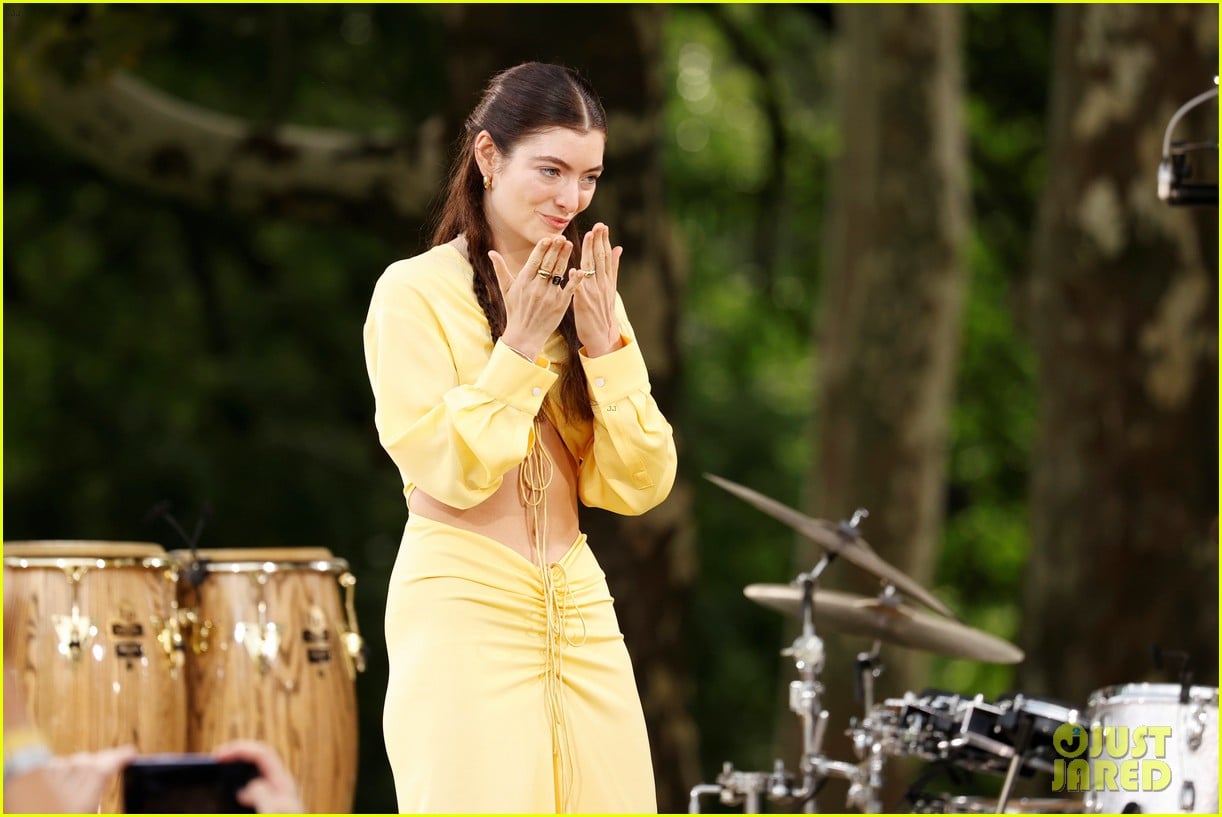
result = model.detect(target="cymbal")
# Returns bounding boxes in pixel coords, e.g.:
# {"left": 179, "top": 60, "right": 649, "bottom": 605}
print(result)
{"left": 744, "top": 584, "right": 1024, "bottom": 664}
{"left": 704, "top": 473, "right": 955, "bottom": 618}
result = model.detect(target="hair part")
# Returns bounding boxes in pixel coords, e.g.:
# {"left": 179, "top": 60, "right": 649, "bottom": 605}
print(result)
{"left": 430, "top": 62, "right": 607, "bottom": 424}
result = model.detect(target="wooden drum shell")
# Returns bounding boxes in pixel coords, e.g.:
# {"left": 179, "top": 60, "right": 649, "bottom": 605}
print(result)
{"left": 3, "top": 541, "right": 188, "bottom": 813}
{"left": 172, "top": 547, "right": 358, "bottom": 814}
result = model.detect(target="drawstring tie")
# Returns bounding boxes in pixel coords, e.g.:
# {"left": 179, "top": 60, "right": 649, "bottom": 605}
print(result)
{"left": 519, "top": 415, "right": 587, "bottom": 812}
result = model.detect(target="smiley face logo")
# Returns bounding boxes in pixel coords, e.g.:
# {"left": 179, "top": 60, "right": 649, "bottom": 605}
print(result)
{"left": 1054, "top": 722, "right": 1088, "bottom": 757}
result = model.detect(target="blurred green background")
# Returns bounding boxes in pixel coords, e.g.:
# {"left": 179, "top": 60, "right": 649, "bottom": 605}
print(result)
{"left": 4, "top": 5, "right": 1216, "bottom": 813}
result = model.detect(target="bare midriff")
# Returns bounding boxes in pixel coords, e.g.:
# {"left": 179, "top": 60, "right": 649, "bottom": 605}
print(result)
{"left": 407, "top": 413, "right": 581, "bottom": 566}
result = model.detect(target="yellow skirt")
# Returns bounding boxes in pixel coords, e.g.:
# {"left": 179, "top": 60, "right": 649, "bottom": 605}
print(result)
{"left": 383, "top": 513, "right": 657, "bottom": 813}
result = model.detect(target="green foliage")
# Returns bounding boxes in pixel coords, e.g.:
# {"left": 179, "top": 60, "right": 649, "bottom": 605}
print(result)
{"left": 664, "top": 5, "right": 834, "bottom": 777}
{"left": 929, "top": 3, "right": 1051, "bottom": 699}
{"left": 667, "top": 3, "right": 1053, "bottom": 781}
{"left": 4, "top": 3, "right": 1054, "bottom": 809}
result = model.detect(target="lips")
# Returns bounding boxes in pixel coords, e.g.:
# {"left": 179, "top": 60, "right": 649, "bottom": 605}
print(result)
{"left": 540, "top": 214, "right": 571, "bottom": 231}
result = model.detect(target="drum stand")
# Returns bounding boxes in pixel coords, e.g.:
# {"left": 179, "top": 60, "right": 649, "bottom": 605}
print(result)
{"left": 994, "top": 715, "right": 1033, "bottom": 814}
{"left": 690, "top": 512, "right": 891, "bottom": 814}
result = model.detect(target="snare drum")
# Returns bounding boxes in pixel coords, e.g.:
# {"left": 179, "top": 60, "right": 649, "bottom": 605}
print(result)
{"left": 171, "top": 548, "right": 364, "bottom": 814}
{"left": 895, "top": 691, "right": 1012, "bottom": 773}
{"left": 1083, "top": 683, "right": 1218, "bottom": 814}
{"left": 998, "top": 695, "right": 1084, "bottom": 775}
{"left": 3, "top": 541, "right": 187, "bottom": 812}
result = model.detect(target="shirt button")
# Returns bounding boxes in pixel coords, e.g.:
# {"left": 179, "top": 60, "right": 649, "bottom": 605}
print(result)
{"left": 532, "top": 387, "right": 542, "bottom": 397}
{"left": 595, "top": 377, "right": 606, "bottom": 388}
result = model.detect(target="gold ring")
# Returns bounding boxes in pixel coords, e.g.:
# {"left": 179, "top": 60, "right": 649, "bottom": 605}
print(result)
{"left": 582, "top": 269, "right": 597, "bottom": 277}
{"left": 537, "top": 268, "right": 552, "bottom": 278}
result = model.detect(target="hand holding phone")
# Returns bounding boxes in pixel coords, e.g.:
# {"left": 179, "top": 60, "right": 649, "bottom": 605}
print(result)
{"left": 213, "top": 740, "right": 304, "bottom": 814}
{"left": 123, "top": 754, "right": 259, "bottom": 814}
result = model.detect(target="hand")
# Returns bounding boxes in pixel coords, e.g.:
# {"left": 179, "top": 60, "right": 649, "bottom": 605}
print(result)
{"left": 213, "top": 740, "right": 304, "bottom": 814}
{"left": 491, "top": 235, "right": 579, "bottom": 360}
{"left": 40, "top": 747, "right": 137, "bottom": 810}
{"left": 571, "top": 223, "right": 624, "bottom": 357}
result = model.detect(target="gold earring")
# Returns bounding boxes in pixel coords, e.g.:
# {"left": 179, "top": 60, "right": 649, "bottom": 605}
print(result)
{"left": 483, "top": 174, "right": 492, "bottom": 190}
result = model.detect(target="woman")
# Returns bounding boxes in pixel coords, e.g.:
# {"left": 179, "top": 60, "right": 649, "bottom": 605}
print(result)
{"left": 364, "top": 62, "right": 677, "bottom": 813}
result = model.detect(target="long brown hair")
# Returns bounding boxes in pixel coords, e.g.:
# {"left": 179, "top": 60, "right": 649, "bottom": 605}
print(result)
{"left": 431, "top": 62, "right": 606, "bottom": 423}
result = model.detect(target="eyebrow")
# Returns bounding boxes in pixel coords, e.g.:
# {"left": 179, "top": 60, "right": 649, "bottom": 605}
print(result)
{"left": 532, "top": 155, "right": 604, "bottom": 174}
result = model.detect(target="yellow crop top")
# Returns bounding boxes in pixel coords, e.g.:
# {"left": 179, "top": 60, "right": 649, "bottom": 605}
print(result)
{"left": 363, "top": 243, "right": 677, "bottom": 516}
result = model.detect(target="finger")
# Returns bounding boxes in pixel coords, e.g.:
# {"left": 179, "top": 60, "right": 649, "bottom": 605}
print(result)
{"left": 523, "top": 236, "right": 554, "bottom": 275}
{"left": 538, "top": 236, "right": 564, "bottom": 276}
{"left": 580, "top": 229, "right": 595, "bottom": 271}
{"left": 609, "top": 245, "right": 623, "bottom": 286}
{"left": 488, "top": 250, "right": 514, "bottom": 286}
{"left": 562, "top": 267, "right": 586, "bottom": 293}
{"left": 554, "top": 239, "right": 573, "bottom": 275}
{"left": 95, "top": 745, "right": 138, "bottom": 775}
{"left": 236, "top": 779, "right": 276, "bottom": 811}
{"left": 595, "top": 224, "right": 611, "bottom": 272}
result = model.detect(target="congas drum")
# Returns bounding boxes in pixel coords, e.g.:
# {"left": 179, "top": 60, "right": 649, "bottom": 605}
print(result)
{"left": 1083, "top": 683, "right": 1218, "bottom": 814}
{"left": 3, "top": 541, "right": 187, "bottom": 812}
{"left": 171, "top": 548, "right": 364, "bottom": 814}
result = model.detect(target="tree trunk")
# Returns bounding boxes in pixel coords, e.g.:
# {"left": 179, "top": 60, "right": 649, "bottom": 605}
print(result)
{"left": 792, "top": 5, "right": 970, "bottom": 809}
{"left": 1020, "top": 4, "right": 1218, "bottom": 705}
{"left": 438, "top": 7, "right": 699, "bottom": 810}
{"left": 5, "top": 66, "right": 445, "bottom": 236}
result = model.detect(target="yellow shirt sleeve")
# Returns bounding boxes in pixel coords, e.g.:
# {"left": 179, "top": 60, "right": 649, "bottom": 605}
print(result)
{"left": 363, "top": 257, "right": 557, "bottom": 509}
{"left": 575, "top": 295, "right": 678, "bottom": 515}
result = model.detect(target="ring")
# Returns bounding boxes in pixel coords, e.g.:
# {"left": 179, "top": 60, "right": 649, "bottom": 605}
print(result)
{"left": 582, "top": 269, "right": 597, "bottom": 277}
{"left": 537, "top": 268, "right": 552, "bottom": 278}
{"left": 551, "top": 274, "right": 566, "bottom": 286}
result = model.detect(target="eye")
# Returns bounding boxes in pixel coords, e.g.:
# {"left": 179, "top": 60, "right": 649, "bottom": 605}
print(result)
{"left": 540, "top": 167, "right": 560, "bottom": 178}
{"left": 581, "top": 175, "right": 600, "bottom": 187}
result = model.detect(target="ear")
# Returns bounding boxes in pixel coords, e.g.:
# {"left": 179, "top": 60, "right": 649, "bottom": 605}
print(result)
{"left": 473, "top": 130, "right": 501, "bottom": 177}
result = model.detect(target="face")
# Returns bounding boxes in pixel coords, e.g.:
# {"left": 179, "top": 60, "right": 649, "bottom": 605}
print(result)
{"left": 477, "top": 127, "right": 605, "bottom": 258}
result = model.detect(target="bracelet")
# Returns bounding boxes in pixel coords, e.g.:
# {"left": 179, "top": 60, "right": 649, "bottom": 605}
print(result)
{"left": 4, "top": 737, "right": 52, "bottom": 779}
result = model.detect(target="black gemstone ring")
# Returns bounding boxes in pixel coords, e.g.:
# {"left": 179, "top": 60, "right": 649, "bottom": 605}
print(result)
{"left": 551, "top": 274, "right": 565, "bottom": 286}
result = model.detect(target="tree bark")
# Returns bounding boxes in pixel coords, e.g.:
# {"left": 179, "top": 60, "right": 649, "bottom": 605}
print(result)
{"left": 6, "top": 66, "right": 445, "bottom": 237}
{"left": 1020, "top": 4, "right": 1218, "bottom": 704}
{"left": 792, "top": 5, "right": 969, "bottom": 809}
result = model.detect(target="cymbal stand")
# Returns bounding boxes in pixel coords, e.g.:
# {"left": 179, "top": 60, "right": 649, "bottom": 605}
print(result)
{"left": 689, "top": 508, "right": 881, "bottom": 813}
{"left": 688, "top": 556, "right": 833, "bottom": 814}
{"left": 994, "top": 715, "right": 1034, "bottom": 814}
{"left": 786, "top": 509, "right": 881, "bottom": 812}
{"left": 855, "top": 639, "right": 884, "bottom": 716}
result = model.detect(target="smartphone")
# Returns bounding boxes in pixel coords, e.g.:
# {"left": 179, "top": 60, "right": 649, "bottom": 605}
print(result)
{"left": 123, "top": 754, "right": 259, "bottom": 813}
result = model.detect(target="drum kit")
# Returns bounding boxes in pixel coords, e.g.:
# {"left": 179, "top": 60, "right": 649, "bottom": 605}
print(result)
{"left": 689, "top": 474, "right": 1219, "bottom": 815}
{"left": 3, "top": 539, "right": 367, "bottom": 813}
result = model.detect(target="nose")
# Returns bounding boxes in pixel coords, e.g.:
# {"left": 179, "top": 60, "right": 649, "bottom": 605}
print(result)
{"left": 556, "top": 179, "right": 581, "bottom": 213}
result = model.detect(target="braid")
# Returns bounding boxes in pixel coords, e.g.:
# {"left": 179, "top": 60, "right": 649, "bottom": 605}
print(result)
{"left": 468, "top": 232, "right": 506, "bottom": 340}
{"left": 558, "top": 309, "right": 593, "bottom": 421}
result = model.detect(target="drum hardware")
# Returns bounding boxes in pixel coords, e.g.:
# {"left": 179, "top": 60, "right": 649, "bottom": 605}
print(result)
{"left": 1151, "top": 645, "right": 1196, "bottom": 705}
{"left": 152, "top": 609, "right": 187, "bottom": 671}
{"left": 855, "top": 640, "right": 884, "bottom": 714}
{"left": 234, "top": 574, "right": 283, "bottom": 674}
{"left": 995, "top": 710, "right": 1035, "bottom": 814}
{"left": 1156, "top": 78, "right": 1218, "bottom": 206}
{"left": 692, "top": 509, "right": 911, "bottom": 814}
{"left": 51, "top": 566, "right": 96, "bottom": 662}
{"left": 338, "top": 571, "right": 368, "bottom": 677}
